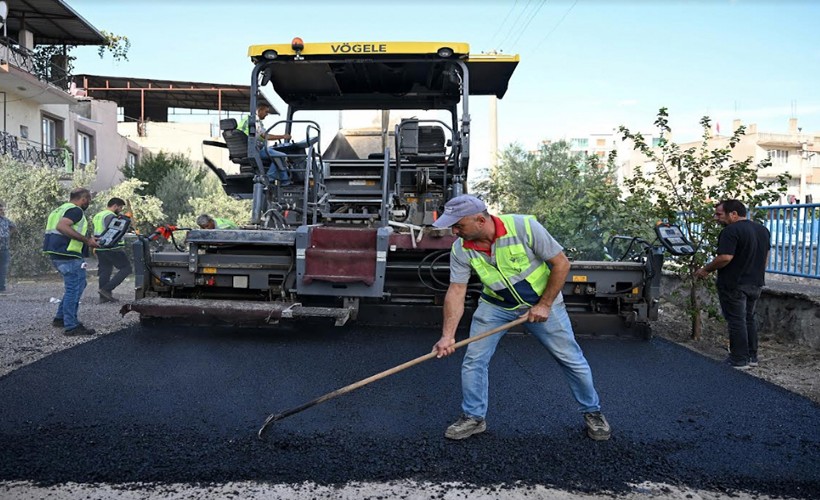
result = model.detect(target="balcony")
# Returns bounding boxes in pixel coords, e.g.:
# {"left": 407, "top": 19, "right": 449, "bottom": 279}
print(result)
{"left": 0, "top": 36, "right": 75, "bottom": 105}
{"left": 1, "top": 131, "right": 71, "bottom": 171}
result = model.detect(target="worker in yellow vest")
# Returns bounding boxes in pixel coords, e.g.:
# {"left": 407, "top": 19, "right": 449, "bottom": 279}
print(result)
{"left": 92, "top": 197, "right": 132, "bottom": 303}
{"left": 196, "top": 214, "right": 239, "bottom": 230}
{"left": 42, "top": 188, "right": 100, "bottom": 336}
{"left": 431, "top": 195, "right": 611, "bottom": 442}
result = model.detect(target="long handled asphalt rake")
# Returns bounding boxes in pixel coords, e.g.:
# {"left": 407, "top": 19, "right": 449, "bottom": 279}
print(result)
{"left": 258, "top": 315, "right": 528, "bottom": 438}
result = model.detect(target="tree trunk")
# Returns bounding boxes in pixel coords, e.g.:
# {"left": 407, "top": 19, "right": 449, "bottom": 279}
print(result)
{"left": 690, "top": 282, "right": 702, "bottom": 340}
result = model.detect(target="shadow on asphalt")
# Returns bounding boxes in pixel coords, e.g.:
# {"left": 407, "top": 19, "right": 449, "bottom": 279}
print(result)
{"left": 0, "top": 324, "right": 818, "bottom": 497}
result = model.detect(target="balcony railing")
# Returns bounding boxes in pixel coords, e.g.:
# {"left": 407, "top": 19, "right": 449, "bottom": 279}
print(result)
{"left": 0, "top": 131, "right": 71, "bottom": 171}
{"left": 0, "top": 36, "right": 70, "bottom": 89}
{"left": 0, "top": 36, "right": 36, "bottom": 74}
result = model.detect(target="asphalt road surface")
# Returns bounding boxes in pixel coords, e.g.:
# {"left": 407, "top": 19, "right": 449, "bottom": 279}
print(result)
{"left": 0, "top": 323, "right": 818, "bottom": 498}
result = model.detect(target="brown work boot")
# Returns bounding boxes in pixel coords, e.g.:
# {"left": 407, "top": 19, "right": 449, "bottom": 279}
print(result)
{"left": 584, "top": 411, "right": 611, "bottom": 441}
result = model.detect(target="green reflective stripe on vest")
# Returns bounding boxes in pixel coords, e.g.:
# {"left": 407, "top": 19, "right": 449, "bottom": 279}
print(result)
{"left": 214, "top": 218, "right": 238, "bottom": 229}
{"left": 44, "top": 202, "right": 86, "bottom": 258}
{"left": 460, "top": 214, "right": 550, "bottom": 308}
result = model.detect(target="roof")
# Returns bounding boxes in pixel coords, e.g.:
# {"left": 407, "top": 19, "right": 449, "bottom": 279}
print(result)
{"left": 73, "top": 75, "right": 270, "bottom": 114}
{"left": 248, "top": 40, "right": 519, "bottom": 110}
{"left": 3, "top": 0, "right": 105, "bottom": 45}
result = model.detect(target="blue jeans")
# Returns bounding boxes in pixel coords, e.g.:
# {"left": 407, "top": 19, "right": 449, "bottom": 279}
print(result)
{"left": 52, "top": 258, "right": 87, "bottom": 331}
{"left": 461, "top": 300, "right": 601, "bottom": 419}
{"left": 262, "top": 150, "right": 292, "bottom": 184}
{"left": 0, "top": 244, "right": 9, "bottom": 291}
{"left": 717, "top": 283, "right": 762, "bottom": 364}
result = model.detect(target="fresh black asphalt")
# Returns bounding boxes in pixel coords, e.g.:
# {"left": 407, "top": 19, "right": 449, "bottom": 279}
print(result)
{"left": 0, "top": 323, "right": 818, "bottom": 498}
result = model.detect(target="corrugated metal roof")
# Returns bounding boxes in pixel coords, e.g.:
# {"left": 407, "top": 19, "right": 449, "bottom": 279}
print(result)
{"left": 73, "top": 74, "right": 269, "bottom": 114}
{"left": 2, "top": 0, "right": 105, "bottom": 46}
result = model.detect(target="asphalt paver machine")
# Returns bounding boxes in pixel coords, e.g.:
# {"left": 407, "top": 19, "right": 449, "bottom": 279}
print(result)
{"left": 123, "top": 38, "right": 687, "bottom": 337}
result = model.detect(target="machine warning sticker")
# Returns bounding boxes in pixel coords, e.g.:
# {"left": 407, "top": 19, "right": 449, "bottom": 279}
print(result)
{"left": 572, "top": 275, "right": 588, "bottom": 282}
{"left": 349, "top": 180, "right": 375, "bottom": 186}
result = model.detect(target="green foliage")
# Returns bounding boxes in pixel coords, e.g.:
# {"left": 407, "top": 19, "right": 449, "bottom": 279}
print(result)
{"left": 71, "top": 161, "right": 98, "bottom": 191}
{"left": 474, "top": 141, "right": 627, "bottom": 260}
{"left": 154, "top": 164, "right": 211, "bottom": 223}
{"left": 97, "top": 31, "right": 131, "bottom": 62}
{"left": 32, "top": 31, "right": 130, "bottom": 86}
{"left": 177, "top": 173, "right": 252, "bottom": 230}
{"left": 92, "top": 179, "right": 166, "bottom": 236}
{"left": 120, "top": 151, "right": 201, "bottom": 197}
{"left": 0, "top": 157, "right": 72, "bottom": 276}
{"left": 619, "top": 108, "right": 789, "bottom": 337}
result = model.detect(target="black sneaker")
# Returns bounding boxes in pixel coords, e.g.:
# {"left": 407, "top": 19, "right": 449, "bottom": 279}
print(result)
{"left": 444, "top": 415, "right": 487, "bottom": 440}
{"left": 749, "top": 355, "right": 759, "bottom": 367}
{"left": 64, "top": 324, "right": 96, "bottom": 336}
{"left": 98, "top": 290, "right": 118, "bottom": 303}
{"left": 52, "top": 318, "right": 64, "bottom": 327}
{"left": 724, "top": 357, "right": 750, "bottom": 370}
{"left": 584, "top": 411, "right": 612, "bottom": 441}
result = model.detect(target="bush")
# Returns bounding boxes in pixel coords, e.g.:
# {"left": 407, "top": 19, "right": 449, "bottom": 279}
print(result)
{"left": 120, "top": 151, "right": 202, "bottom": 197}
{"left": 0, "top": 156, "right": 71, "bottom": 276}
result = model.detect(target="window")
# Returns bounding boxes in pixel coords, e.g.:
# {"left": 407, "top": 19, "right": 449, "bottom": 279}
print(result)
{"left": 42, "top": 116, "right": 58, "bottom": 150}
{"left": 570, "top": 138, "right": 588, "bottom": 149}
{"left": 77, "top": 132, "right": 93, "bottom": 166}
{"left": 127, "top": 152, "right": 138, "bottom": 170}
{"left": 652, "top": 137, "right": 663, "bottom": 147}
{"left": 596, "top": 138, "right": 606, "bottom": 147}
{"left": 768, "top": 149, "right": 789, "bottom": 164}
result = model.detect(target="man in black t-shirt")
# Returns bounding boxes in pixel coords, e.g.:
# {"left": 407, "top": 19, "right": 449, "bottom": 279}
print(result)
{"left": 695, "top": 199, "right": 771, "bottom": 369}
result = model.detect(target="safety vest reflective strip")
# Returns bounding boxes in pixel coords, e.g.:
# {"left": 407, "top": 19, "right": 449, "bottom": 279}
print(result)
{"left": 43, "top": 202, "right": 86, "bottom": 258}
{"left": 214, "top": 218, "right": 238, "bottom": 229}
{"left": 453, "top": 214, "right": 550, "bottom": 308}
{"left": 93, "top": 209, "right": 124, "bottom": 250}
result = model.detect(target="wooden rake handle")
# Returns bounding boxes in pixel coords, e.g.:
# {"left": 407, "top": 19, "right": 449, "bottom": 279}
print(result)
{"left": 257, "top": 314, "right": 528, "bottom": 438}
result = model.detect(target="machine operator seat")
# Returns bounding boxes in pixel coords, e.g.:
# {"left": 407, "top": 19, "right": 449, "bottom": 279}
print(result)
{"left": 220, "top": 118, "right": 274, "bottom": 174}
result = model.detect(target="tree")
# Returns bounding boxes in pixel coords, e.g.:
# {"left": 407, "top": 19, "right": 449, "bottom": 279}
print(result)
{"left": 0, "top": 156, "right": 67, "bottom": 276}
{"left": 92, "top": 179, "right": 166, "bottom": 236}
{"left": 120, "top": 151, "right": 204, "bottom": 197}
{"left": 154, "top": 164, "right": 212, "bottom": 223}
{"left": 619, "top": 108, "right": 789, "bottom": 339}
{"left": 474, "top": 140, "right": 629, "bottom": 260}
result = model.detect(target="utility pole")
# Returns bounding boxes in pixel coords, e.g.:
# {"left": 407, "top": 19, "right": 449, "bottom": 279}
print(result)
{"left": 488, "top": 50, "right": 499, "bottom": 178}
{"left": 489, "top": 95, "right": 498, "bottom": 176}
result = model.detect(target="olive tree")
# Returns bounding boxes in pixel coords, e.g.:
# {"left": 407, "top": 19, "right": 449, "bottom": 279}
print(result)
{"left": 475, "top": 140, "right": 630, "bottom": 260}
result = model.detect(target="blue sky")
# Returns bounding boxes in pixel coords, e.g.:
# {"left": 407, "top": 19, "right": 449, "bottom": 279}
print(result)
{"left": 69, "top": 0, "right": 820, "bottom": 175}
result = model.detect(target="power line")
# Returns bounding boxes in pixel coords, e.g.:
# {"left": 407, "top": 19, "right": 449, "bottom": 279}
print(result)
{"left": 533, "top": 0, "right": 579, "bottom": 51}
{"left": 497, "top": 0, "right": 536, "bottom": 50}
{"left": 489, "top": 0, "right": 521, "bottom": 48}
{"left": 509, "top": 0, "right": 549, "bottom": 51}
